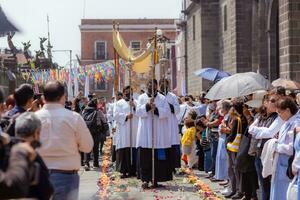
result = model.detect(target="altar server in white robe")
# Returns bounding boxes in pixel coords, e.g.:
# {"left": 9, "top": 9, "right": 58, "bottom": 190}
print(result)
{"left": 159, "top": 78, "right": 181, "bottom": 171}
{"left": 136, "top": 79, "right": 173, "bottom": 189}
{"left": 110, "top": 92, "right": 123, "bottom": 162}
{"left": 114, "top": 86, "right": 139, "bottom": 178}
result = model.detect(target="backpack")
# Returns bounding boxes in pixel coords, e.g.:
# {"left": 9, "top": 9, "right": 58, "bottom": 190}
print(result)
{"left": 0, "top": 113, "right": 20, "bottom": 137}
{"left": 82, "top": 109, "right": 99, "bottom": 133}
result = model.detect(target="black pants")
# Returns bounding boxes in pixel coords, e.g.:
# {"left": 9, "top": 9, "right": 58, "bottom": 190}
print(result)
{"left": 242, "top": 171, "right": 259, "bottom": 199}
{"left": 85, "top": 133, "right": 100, "bottom": 167}
{"left": 138, "top": 148, "right": 173, "bottom": 183}
{"left": 196, "top": 139, "right": 204, "bottom": 171}
{"left": 99, "top": 140, "right": 104, "bottom": 155}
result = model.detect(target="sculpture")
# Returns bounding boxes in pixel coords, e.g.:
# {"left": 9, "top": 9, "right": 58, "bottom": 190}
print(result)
{"left": 39, "top": 37, "right": 47, "bottom": 52}
{"left": 22, "top": 41, "right": 32, "bottom": 62}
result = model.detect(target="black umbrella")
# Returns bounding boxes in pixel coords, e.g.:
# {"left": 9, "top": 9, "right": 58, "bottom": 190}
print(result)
{"left": 0, "top": 6, "right": 19, "bottom": 37}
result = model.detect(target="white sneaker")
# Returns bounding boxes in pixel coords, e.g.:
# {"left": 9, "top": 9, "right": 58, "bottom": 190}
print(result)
{"left": 221, "top": 187, "right": 232, "bottom": 195}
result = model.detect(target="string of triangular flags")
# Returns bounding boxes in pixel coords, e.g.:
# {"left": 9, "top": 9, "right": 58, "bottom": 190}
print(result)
{"left": 19, "top": 59, "right": 125, "bottom": 85}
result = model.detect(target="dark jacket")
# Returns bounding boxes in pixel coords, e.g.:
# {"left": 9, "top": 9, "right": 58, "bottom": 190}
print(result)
{"left": 0, "top": 138, "right": 53, "bottom": 200}
{"left": 4, "top": 106, "right": 26, "bottom": 137}
{"left": 82, "top": 106, "right": 107, "bottom": 137}
{"left": 0, "top": 144, "right": 31, "bottom": 199}
{"left": 28, "top": 154, "right": 53, "bottom": 200}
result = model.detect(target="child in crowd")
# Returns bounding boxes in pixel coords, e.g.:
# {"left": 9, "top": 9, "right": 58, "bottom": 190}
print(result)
{"left": 198, "top": 115, "right": 213, "bottom": 173}
{"left": 181, "top": 110, "right": 198, "bottom": 169}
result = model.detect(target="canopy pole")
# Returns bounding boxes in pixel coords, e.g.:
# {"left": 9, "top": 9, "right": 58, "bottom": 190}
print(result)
{"left": 151, "top": 27, "right": 158, "bottom": 185}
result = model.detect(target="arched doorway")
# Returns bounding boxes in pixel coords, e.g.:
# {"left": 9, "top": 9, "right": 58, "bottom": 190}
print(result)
{"left": 267, "top": 0, "right": 280, "bottom": 81}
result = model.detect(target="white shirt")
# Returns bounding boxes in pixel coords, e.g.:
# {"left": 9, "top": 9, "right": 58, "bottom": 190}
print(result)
{"left": 176, "top": 103, "right": 193, "bottom": 124}
{"left": 36, "top": 104, "right": 93, "bottom": 170}
{"left": 106, "top": 102, "right": 115, "bottom": 123}
{"left": 114, "top": 99, "right": 138, "bottom": 150}
{"left": 165, "top": 92, "right": 180, "bottom": 145}
{"left": 260, "top": 138, "right": 277, "bottom": 178}
{"left": 292, "top": 111, "right": 300, "bottom": 173}
{"left": 195, "top": 103, "right": 207, "bottom": 117}
{"left": 249, "top": 116, "right": 284, "bottom": 139}
{"left": 135, "top": 93, "right": 171, "bottom": 148}
{"left": 275, "top": 113, "right": 300, "bottom": 155}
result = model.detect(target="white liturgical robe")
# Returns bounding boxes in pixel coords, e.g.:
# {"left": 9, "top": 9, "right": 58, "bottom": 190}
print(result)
{"left": 136, "top": 92, "right": 171, "bottom": 149}
{"left": 165, "top": 92, "right": 180, "bottom": 145}
{"left": 114, "top": 99, "right": 138, "bottom": 150}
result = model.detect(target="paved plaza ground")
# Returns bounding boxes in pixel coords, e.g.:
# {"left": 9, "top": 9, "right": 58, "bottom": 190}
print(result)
{"left": 78, "top": 161, "right": 225, "bottom": 200}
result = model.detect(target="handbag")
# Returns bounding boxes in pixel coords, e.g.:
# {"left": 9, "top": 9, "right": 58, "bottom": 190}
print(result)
{"left": 227, "top": 117, "right": 242, "bottom": 153}
{"left": 286, "top": 175, "right": 298, "bottom": 200}
{"left": 236, "top": 128, "right": 253, "bottom": 172}
{"left": 287, "top": 129, "right": 296, "bottom": 179}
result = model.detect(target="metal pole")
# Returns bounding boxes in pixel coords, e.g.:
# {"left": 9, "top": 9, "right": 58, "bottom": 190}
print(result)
{"left": 152, "top": 28, "right": 157, "bottom": 185}
{"left": 70, "top": 50, "right": 73, "bottom": 98}
{"left": 127, "top": 61, "right": 133, "bottom": 166}
{"left": 70, "top": 50, "right": 72, "bottom": 70}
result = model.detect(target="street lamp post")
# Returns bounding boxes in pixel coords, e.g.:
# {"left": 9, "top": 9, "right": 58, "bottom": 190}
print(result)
{"left": 52, "top": 50, "right": 72, "bottom": 69}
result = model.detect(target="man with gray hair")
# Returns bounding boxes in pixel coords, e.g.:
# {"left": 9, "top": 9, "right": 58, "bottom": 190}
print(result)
{"left": 14, "top": 112, "right": 53, "bottom": 200}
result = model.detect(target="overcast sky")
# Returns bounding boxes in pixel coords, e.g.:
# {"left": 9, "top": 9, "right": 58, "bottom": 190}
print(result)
{"left": 0, "top": 0, "right": 182, "bottom": 66}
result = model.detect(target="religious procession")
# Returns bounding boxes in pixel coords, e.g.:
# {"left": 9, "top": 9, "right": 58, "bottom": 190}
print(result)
{"left": 1, "top": 0, "right": 300, "bottom": 200}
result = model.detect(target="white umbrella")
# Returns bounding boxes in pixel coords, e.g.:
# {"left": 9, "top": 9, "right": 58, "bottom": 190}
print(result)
{"left": 272, "top": 78, "right": 300, "bottom": 90}
{"left": 205, "top": 72, "right": 271, "bottom": 100}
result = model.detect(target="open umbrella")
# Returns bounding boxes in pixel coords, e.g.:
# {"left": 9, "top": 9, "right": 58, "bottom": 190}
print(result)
{"left": 272, "top": 78, "right": 300, "bottom": 90}
{"left": 205, "top": 72, "right": 271, "bottom": 100}
{"left": 0, "top": 6, "right": 19, "bottom": 36}
{"left": 194, "top": 68, "right": 230, "bottom": 82}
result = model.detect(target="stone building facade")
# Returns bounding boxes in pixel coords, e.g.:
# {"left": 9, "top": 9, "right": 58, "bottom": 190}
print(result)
{"left": 80, "top": 19, "right": 177, "bottom": 99}
{"left": 178, "top": 0, "right": 300, "bottom": 95}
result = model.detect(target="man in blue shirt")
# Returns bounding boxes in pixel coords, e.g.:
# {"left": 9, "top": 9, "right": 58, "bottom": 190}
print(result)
{"left": 7, "top": 84, "right": 34, "bottom": 118}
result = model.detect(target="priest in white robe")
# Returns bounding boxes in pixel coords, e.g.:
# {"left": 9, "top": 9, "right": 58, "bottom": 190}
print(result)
{"left": 114, "top": 86, "right": 139, "bottom": 178}
{"left": 136, "top": 79, "right": 173, "bottom": 189}
{"left": 159, "top": 78, "right": 181, "bottom": 171}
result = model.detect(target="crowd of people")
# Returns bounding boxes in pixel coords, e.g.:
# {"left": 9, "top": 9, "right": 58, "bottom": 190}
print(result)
{"left": 0, "top": 79, "right": 300, "bottom": 200}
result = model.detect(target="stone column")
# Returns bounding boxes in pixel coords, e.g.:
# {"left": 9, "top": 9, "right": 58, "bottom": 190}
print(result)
{"left": 279, "top": 0, "right": 300, "bottom": 80}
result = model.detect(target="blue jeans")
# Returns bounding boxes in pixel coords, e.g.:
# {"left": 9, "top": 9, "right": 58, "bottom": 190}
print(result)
{"left": 204, "top": 149, "right": 212, "bottom": 173}
{"left": 210, "top": 139, "right": 218, "bottom": 175}
{"left": 50, "top": 173, "right": 79, "bottom": 200}
{"left": 255, "top": 156, "right": 270, "bottom": 200}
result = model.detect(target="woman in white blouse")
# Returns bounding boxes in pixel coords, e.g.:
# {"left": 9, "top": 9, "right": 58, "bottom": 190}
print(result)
{"left": 270, "top": 97, "right": 300, "bottom": 200}
{"left": 292, "top": 127, "right": 300, "bottom": 200}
